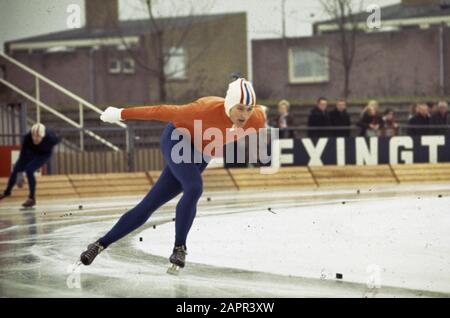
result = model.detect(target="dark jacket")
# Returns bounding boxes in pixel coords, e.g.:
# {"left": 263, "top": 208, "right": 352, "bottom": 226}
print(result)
{"left": 381, "top": 118, "right": 399, "bottom": 137}
{"left": 21, "top": 129, "right": 60, "bottom": 157}
{"left": 329, "top": 108, "right": 351, "bottom": 137}
{"left": 275, "top": 113, "right": 295, "bottom": 139}
{"left": 307, "top": 107, "right": 331, "bottom": 138}
{"left": 430, "top": 112, "right": 449, "bottom": 135}
{"left": 407, "top": 114, "right": 430, "bottom": 136}
{"left": 357, "top": 113, "right": 384, "bottom": 137}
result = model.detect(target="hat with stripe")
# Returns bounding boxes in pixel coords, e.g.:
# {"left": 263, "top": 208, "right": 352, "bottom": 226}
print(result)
{"left": 31, "top": 123, "right": 46, "bottom": 138}
{"left": 224, "top": 78, "right": 256, "bottom": 117}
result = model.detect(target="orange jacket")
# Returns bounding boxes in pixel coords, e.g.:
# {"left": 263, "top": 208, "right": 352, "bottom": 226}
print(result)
{"left": 122, "top": 96, "right": 266, "bottom": 156}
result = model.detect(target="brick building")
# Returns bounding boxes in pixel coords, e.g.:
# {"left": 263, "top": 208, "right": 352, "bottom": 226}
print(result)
{"left": 2, "top": 0, "right": 248, "bottom": 108}
{"left": 252, "top": 0, "right": 450, "bottom": 101}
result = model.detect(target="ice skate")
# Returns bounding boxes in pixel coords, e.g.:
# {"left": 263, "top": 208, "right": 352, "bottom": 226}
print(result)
{"left": 80, "top": 240, "right": 105, "bottom": 265}
{"left": 167, "top": 245, "right": 187, "bottom": 275}
{"left": 21, "top": 197, "right": 36, "bottom": 208}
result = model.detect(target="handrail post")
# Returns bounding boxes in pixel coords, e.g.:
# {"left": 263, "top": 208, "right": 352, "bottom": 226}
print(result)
{"left": 35, "top": 77, "right": 40, "bottom": 123}
{"left": 0, "top": 52, "right": 126, "bottom": 128}
{"left": 19, "top": 102, "right": 27, "bottom": 136}
{"left": 126, "top": 126, "right": 135, "bottom": 172}
{"left": 79, "top": 102, "right": 84, "bottom": 151}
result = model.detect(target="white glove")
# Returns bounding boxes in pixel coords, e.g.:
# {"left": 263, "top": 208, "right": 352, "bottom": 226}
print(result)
{"left": 100, "top": 107, "right": 123, "bottom": 123}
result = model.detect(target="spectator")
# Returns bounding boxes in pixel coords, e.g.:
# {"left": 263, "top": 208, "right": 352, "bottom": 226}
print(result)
{"left": 408, "top": 103, "right": 417, "bottom": 120}
{"left": 427, "top": 102, "right": 436, "bottom": 115}
{"left": 357, "top": 101, "right": 384, "bottom": 137}
{"left": 430, "top": 100, "right": 449, "bottom": 135}
{"left": 275, "top": 99, "right": 294, "bottom": 139}
{"left": 407, "top": 103, "right": 430, "bottom": 136}
{"left": 307, "top": 97, "right": 331, "bottom": 138}
{"left": 367, "top": 100, "right": 380, "bottom": 113}
{"left": 329, "top": 99, "right": 351, "bottom": 137}
{"left": 381, "top": 108, "right": 399, "bottom": 137}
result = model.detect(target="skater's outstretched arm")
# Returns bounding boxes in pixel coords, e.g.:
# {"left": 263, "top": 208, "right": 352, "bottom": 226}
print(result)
{"left": 100, "top": 100, "right": 201, "bottom": 124}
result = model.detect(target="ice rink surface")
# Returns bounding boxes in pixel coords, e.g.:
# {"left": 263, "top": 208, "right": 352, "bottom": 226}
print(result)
{"left": 1, "top": 183, "right": 449, "bottom": 298}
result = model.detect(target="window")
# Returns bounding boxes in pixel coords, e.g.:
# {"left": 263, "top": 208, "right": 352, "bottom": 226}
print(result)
{"left": 289, "top": 47, "right": 329, "bottom": 83}
{"left": 122, "top": 58, "right": 135, "bottom": 74}
{"left": 164, "top": 47, "right": 187, "bottom": 80}
{"left": 45, "top": 46, "right": 75, "bottom": 53}
{"left": 108, "top": 58, "right": 121, "bottom": 74}
{"left": 376, "top": 25, "right": 400, "bottom": 32}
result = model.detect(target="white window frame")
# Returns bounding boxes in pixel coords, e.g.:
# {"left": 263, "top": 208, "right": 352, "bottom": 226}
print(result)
{"left": 108, "top": 58, "right": 121, "bottom": 74}
{"left": 122, "top": 58, "right": 135, "bottom": 74}
{"left": 288, "top": 46, "right": 329, "bottom": 84}
{"left": 164, "top": 47, "right": 187, "bottom": 80}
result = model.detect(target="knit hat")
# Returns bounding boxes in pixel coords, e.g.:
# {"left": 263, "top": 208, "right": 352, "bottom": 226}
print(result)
{"left": 31, "top": 123, "right": 46, "bottom": 137}
{"left": 224, "top": 78, "right": 256, "bottom": 117}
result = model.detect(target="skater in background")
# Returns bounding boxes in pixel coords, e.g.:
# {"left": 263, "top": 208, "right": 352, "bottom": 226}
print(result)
{"left": 0, "top": 123, "right": 60, "bottom": 207}
{"left": 80, "top": 78, "right": 266, "bottom": 272}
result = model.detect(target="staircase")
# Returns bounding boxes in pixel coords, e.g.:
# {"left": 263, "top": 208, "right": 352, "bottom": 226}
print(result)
{"left": 0, "top": 52, "right": 128, "bottom": 152}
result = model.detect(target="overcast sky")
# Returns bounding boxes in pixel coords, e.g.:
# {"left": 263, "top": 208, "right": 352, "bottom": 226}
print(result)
{"left": 0, "top": 0, "right": 400, "bottom": 52}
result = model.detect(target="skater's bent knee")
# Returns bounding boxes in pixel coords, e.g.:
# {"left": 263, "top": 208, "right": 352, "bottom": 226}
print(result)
{"left": 183, "top": 182, "right": 203, "bottom": 197}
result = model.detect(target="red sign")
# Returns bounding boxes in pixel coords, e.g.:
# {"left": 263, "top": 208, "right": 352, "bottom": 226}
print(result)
{"left": 0, "top": 145, "right": 21, "bottom": 177}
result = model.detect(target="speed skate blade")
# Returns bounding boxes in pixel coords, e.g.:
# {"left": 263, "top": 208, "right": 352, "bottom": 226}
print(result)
{"left": 72, "top": 260, "right": 83, "bottom": 270}
{"left": 167, "top": 264, "right": 181, "bottom": 275}
{"left": 20, "top": 207, "right": 35, "bottom": 211}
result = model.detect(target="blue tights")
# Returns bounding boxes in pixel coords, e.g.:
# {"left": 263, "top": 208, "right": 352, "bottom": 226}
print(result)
{"left": 4, "top": 152, "right": 51, "bottom": 199}
{"left": 100, "top": 123, "right": 209, "bottom": 248}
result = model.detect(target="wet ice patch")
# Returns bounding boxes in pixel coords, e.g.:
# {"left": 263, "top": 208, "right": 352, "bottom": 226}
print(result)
{"left": 135, "top": 196, "right": 450, "bottom": 293}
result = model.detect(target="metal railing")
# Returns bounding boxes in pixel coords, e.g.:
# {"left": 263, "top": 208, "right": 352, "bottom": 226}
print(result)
{"left": 51, "top": 124, "right": 450, "bottom": 174}
{"left": 0, "top": 52, "right": 127, "bottom": 152}
{"left": 0, "top": 103, "right": 26, "bottom": 145}
{"left": 275, "top": 124, "right": 450, "bottom": 138}
{"left": 2, "top": 117, "right": 449, "bottom": 174}
{"left": 51, "top": 126, "right": 165, "bottom": 174}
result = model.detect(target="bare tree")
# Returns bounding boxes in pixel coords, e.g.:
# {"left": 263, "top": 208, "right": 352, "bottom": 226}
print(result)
{"left": 115, "top": 0, "right": 217, "bottom": 102}
{"left": 320, "top": 0, "right": 363, "bottom": 98}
